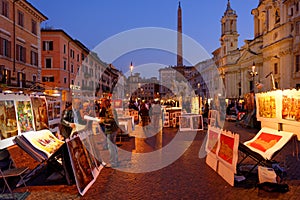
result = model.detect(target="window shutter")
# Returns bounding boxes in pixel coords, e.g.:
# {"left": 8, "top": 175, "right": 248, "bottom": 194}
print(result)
{"left": 16, "top": 44, "right": 19, "bottom": 61}
{"left": 23, "top": 47, "right": 26, "bottom": 62}
{"left": 7, "top": 40, "right": 11, "bottom": 58}
{"left": 0, "top": 38, "right": 3, "bottom": 56}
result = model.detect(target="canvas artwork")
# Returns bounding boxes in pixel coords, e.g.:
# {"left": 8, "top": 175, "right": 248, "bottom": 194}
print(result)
{"left": 16, "top": 100, "right": 34, "bottom": 133}
{"left": 218, "top": 134, "right": 234, "bottom": 165}
{"left": 179, "top": 116, "right": 191, "bottom": 129}
{"left": 282, "top": 89, "right": 300, "bottom": 122}
{"left": 191, "top": 115, "right": 203, "bottom": 130}
{"left": 112, "top": 99, "right": 123, "bottom": 109}
{"left": 257, "top": 95, "right": 276, "bottom": 118}
{"left": 205, "top": 127, "right": 220, "bottom": 155}
{"left": 244, "top": 127, "right": 294, "bottom": 160}
{"left": 22, "top": 129, "right": 64, "bottom": 159}
{"left": 67, "top": 136, "right": 95, "bottom": 196}
{"left": 0, "top": 100, "right": 18, "bottom": 140}
{"left": 31, "top": 97, "right": 49, "bottom": 131}
{"left": 208, "top": 110, "right": 217, "bottom": 127}
{"left": 217, "top": 130, "right": 239, "bottom": 173}
{"left": 248, "top": 132, "right": 282, "bottom": 153}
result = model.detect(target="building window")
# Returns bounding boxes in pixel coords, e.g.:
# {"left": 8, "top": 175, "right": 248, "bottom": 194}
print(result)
{"left": 0, "top": 37, "right": 11, "bottom": 57}
{"left": 70, "top": 49, "right": 74, "bottom": 59}
{"left": 42, "top": 41, "right": 53, "bottom": 51}
{"left": 42, "top": 76, "right": 54, "bottom": 82}
{"left": 30, "top": 50, "right": 38, "bottom": 66}
{"left": 32, "top": 75, "right": 36, "bottom": 83}
{"left": 64, "top": 77, "right": 67, "bottom": 84}
{"left": 296, "top": 55, "right": 300, "bottom": 72}
{"left": 0, "top": 68, "right": 10, "bottom": 84}
{"left": 63, "top": 44, "right": 66, "bottom": 54}
{"left": 63, "top": 60, "right": 67, "bottom": 70}
{"left": 16, "top": 44, "right": 26, "bottom": 62}
{"left": 275, "top": 10, "right": 280, "bottom": 24}
{"left": 1, "top": 0, "right": 9, "bottom": 18}
{"left": 296, "top": 21, "right": 300, "bottom": 35}
{"left": 17, "top": 10, "right": 24, "bottom": 27}
{"left": 45, "top": 58, "right": 52, "bottom": 68}
{"left": 31, "top": 20, "right": 37, "bottom": 35}
{"left": 71, "top": 79, "right": 74, "bottom": 85}
{"left": 274, "top": 63, "right": 278, "bottom": 74}
{"left": 71, "top": 64, "right": 74, "bottom": 73}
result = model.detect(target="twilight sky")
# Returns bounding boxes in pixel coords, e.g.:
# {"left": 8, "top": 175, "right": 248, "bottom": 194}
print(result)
{"left": 28, "top": 0, "right": 258, "bottom": 77}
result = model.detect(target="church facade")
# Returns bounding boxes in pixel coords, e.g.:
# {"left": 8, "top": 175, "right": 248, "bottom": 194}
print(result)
{"left": 208, "top": 0, "right": 300, "bottom": 100}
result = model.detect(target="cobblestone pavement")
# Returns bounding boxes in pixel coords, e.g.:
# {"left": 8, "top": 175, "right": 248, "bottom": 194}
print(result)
{"left": 9, "top": 121, "right": 300, "bottom": 200}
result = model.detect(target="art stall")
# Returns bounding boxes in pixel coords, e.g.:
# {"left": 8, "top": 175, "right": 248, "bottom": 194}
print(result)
{"left": 0, "top": 93, "right": 101, "bottom": 196}
{"left": 203, "top": 89, "right": 299, "bottom": 188}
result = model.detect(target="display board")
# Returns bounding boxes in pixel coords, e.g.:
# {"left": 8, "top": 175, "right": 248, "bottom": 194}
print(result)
{"left": 66, "top": 128, "right": 102, "bottom": 196}
{"left": 0, "top": 93, "right": 56, "bottom": 149}
{"left": 255, "top": 89, "right": 300, "bottom": 139}
{"left": 205, "top": 127, "right": 239, "bottom": 186}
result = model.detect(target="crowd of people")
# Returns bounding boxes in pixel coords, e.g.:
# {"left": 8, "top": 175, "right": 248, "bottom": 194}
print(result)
{"left": 59, "top": 99, "right": 120, "bottom": 168}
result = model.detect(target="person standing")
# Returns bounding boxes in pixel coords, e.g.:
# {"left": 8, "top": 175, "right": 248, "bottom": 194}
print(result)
{"left": 139, "top": 101, "right": 150, "bottom": 133}
{"left": 60, "top": 103, "right": 75, "bottom": 140}
{"left": 150, "top": 100, "right": 162, "bottom": 132}
{"left": 98, "top": 101, "right": 108, "bottom": 150}
{"left": 101, "top": 99, "right": 119, "bottom": 168}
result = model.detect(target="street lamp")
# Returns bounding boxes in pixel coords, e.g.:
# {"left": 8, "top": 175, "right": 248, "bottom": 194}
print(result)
{"left": 249, "top": 62, "right": 258, "bottom": 93}
{"left": 197, "top": 83, "right": 201, "bottom": 114}
{"left": 129, "top": 62, "right": 133, "bottom": 101}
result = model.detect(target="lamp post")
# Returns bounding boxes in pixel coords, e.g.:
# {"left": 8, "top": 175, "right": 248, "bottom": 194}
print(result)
{"left": 129, "top": 62, "right": 133, "bottom": 101}
{"left": 249, "top": 62, "right": 258, "bottom": 93}
{"left": 196, "top": 83, "right": 201, "bottom": 114}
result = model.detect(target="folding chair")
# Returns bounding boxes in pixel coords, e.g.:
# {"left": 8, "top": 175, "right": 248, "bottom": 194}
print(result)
{"left": 237, "top": 128, "right": 296, "bottom": 178}
{"left": 0, "top": 149, "right": 29, "bottom": 199}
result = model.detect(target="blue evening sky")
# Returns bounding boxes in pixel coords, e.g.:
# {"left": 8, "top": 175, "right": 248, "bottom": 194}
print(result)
{"left": 28, "top": 0, "right": 258, "bottom": 77}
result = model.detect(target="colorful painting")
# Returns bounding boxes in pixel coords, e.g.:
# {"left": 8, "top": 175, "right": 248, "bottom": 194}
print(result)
{"left": 218, "top": 134, "right": 234, "bottom": 165}
{"left": 22, "top": 129, "right": 64, "bottom": 158}
{"left": 206, "top": 128, "right": 219, "bottom": 154}
{"left": 67, "top": 136, "right": 95, "bottom": 196}
{"left": 31, "top": 97, "right": 49, "bottom": 131}
{"left": 16, "top": 100, "right": 34, "bottom": 133}
{"left": 112, "top": 99, "right": 123, "bottom": 109}
{"left": 244, "top": 127, "right": 294, "bottom": 160}
{"left": 282, "top": 90, "right": 300, "bottom": 122}
{"left": 0, "top": 100, "right": 18, "bottom": 139}
{"left": 248, "top": 132, "right": 282, "bottom": 153}
{"left": 257, "top": 95, "right": 276, "bottom": 118}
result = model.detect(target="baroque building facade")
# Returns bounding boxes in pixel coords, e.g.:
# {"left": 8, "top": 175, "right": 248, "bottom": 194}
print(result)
{"left": 211, "top": 0, "right": 300, "bottom": 100}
